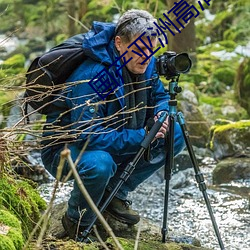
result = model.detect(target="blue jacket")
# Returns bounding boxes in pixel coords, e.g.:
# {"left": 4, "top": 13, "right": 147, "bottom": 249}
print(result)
{"left": 44, "top": 21, "right": 170, "bottom": 156}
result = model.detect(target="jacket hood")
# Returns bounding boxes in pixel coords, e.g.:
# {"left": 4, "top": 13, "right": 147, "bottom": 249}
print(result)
{"left": 82, "top": 21, "right": 116, "bottom": 65}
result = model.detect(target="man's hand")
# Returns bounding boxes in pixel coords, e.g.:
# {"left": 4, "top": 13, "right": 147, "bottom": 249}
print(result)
{"left": 154, "top": 111, "right": 169, "bottom": 139}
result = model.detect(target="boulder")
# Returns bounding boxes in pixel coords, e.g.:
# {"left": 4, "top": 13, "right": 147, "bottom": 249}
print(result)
{"left": 209, "top": 120, "right": 250, "bottom": 160}
{"left": 42, "top": 202, "right": 211, "bottom": 250}
{"left": 213, "top": 157, "right": 250, "bottom": 184}
{"left": 179, "top": 100, "right": 211, "bottom": 148}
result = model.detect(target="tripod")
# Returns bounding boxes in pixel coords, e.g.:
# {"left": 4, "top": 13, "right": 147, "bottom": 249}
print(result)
{"left": 81, "top": 110, "right": 168, "bottom": 241}
{"left": 82, "top": 77, "right": 225, "bottom": 250}
{"left": 162, "top": 77, "right": 225, "bottom": 249}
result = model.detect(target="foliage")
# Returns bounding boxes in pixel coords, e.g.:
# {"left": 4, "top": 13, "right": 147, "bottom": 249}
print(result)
{"left": 0, "top": 54, "right": 26, "bottom": 87}
{"left": 234, "top": 57, "right": 250, "bottom": 116}
{"left": 206, "top": 0, "right": 250, "bottom": 45}
{"left": 0, "top": 174, "right": 47, "bottom": 238}
{"left": 213, "top": 67, "right": 235, "bottom": 86}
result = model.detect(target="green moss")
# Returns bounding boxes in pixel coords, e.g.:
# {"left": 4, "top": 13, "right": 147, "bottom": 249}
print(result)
{"left": 213, "top": 120, "right": 250, "bottom": 133}
{"left": 223, "top": 26, "right": 248, "bottom": 42}
{"left": 55, "top": 34, "right": 68, "bottom": 45}
{"left": 0, "top": 209, "right": 21, "bottom": 229}
{"left": 218, "top": 40, "right": 237, "bottom": 51}
{"left": 213, "top": 67, "right": 235, "bottom": 86}
{"left": 1, "top": 54, "right": 25, "bottom": 69}
{"left": 106, "top": 237, "right": 208, "bottom": 250}
{"left": 208, "top": 10, "right": 234, "bottom": 42}
{"left": 0, "top": 209, "right": 24, "bottom": 249}
{"left": 0, "top": 235, "right": 16, "bottom": 250}
{"left": 199, "top": 95, "right": 224, "bottom": 107}
{"left": 0, "top": 54, "right": 26, "bottom": 86}
{"left": 0, "top": 175, "right": 47, "bottom": 239}
{"left": 234, "top": 57, "right": 250, "bottom": 115}
{"left": 199, "top": 91, "right": 248, "bottom": 122}
{"left": 209, "top": 120, "right": 250, "bottom": 151}
{"left": 7, "top": 228, "right": 24, "bottom": 249}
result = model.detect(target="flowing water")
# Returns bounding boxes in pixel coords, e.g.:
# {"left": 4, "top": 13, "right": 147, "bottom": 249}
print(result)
{"left": 2, "top": 33, "right": 249, "bottom": 249}
{"left": 38, "top": 156, "right": 250, "bottom": 250}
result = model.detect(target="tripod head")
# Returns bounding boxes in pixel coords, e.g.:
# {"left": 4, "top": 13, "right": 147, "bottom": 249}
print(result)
{"left": 168, "top": 76, "right": 182, "bottom": 100}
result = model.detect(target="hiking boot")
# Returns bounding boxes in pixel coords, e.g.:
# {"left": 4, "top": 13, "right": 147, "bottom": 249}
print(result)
{"left": 105, "top": 196, "right": 140, "bottom": 225}
{"left": 61, "top": 213, "right": 97, "bottom": 243}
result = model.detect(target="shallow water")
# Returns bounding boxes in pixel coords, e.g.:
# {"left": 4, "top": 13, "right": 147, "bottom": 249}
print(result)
{"left": 38, "top": 157, "right": 250, "bottom": 250}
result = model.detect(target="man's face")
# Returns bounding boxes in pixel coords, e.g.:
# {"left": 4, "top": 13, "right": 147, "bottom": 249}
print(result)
{"left": 115, "top": 35, "right": 157, "bottom": 75}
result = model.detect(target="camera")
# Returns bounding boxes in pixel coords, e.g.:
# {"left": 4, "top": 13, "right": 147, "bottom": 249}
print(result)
{"left": 156, "top": 51, "right": 192, "bottom": 80}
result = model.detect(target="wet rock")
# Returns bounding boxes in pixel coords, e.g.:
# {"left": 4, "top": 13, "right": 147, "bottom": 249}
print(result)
{"left": 209, "top": 120, "right": 250, "bottom": 160}
{"left": 181, "top": 89, "right": 199, "bottom": 105}
{"left": 179, "top": 100, "right": 211, "bottom": 148}
{"left": 170, "top": 169, "right": 193, "bottom": 189}
{"left": 12, "top": 150, "right": 51, "bottom": 183}
{"left": 213, "top": 157, "right": 250, "bottom": 184}
{"left": 46, "top": 202, "right": 210, "bottom": 250}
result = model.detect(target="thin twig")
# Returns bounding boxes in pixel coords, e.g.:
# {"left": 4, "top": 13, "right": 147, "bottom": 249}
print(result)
{"left": 22, "top": 154, "right": 65, "bottom": 249}
{"left": 62, "top": 148, "right": 124, "bottom": 250}
{"left": 93, "top": 225, "right": 110, "bottom": 250}
{"left": 68, "top": 14, "right": 90, "bottom": 31}
{"left": 134, "top": 219, "right": 142, "bottom": 250}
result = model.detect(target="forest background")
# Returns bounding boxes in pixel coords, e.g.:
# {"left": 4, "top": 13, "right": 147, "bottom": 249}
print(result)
{"left": 0, "top": 0, "right": 250, "bottom": 126}
{"left": 0, "top": 1, "right": 250, "bottom": 249}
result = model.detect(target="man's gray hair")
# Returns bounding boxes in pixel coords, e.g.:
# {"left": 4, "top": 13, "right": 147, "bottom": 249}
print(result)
{"left": 115, "top": 9, "right": 157, "bottom": 43}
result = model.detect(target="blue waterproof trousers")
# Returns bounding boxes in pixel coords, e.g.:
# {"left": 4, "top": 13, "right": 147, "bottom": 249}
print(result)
{"left": 41, "top": 122, "right": 185, "bottom": 226}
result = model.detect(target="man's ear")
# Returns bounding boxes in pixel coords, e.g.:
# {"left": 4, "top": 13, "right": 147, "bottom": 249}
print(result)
{"left": 115, "top": 36, "right": 122, "bottom": 51}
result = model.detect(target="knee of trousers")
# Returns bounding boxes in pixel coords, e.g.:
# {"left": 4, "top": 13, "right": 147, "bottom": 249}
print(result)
{"left": 77, "top": 150, "right": 117, "bottom": 182}
{"left": 174, "top": 123, "right": 186, "bottom": 155}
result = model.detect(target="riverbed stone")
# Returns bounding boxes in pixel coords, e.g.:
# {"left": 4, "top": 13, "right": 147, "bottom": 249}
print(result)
{"left": 179, "top": 100, "right": 210, "bottom": 148}
{"left": 44, "top": 201, "right": 211, "bottom": 250}
{"left": 213, "top": 157, "right": 250, "bottom": 184}
{"left": 209, "top": 120, "right": 250, "bottom": 160}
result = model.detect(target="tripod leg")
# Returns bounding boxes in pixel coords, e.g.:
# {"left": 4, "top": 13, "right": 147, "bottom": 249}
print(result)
{"left": 177, "top": 112, "right": 225, "bottom": 250}
{"left": 81, "top": 112, "right": 168, "bottom": 240}
{"left": 162, "top": 114, "right": 175, "bottom": 243}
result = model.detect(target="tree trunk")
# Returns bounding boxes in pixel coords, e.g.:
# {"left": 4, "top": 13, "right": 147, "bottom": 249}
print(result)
{"left": 166, "top": 0, "right": 196, "bottom": 62}
{"left": 78, "top": 0, "right": 88, "bottom": 20}
{"left": 67, "top": 0, "right": 77, "bottom": 36}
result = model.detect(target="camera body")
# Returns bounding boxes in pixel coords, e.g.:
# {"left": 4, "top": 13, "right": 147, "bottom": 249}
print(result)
{"left": 156, "top": 51, "right": 192, "bottom": 80}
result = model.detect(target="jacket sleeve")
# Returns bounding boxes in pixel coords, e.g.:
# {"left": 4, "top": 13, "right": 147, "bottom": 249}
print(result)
{"left": 148, "top": 58, "right": 170, "bottom": 115}
{"left": 65, "top": 60, "right": 146, "bottom": 156}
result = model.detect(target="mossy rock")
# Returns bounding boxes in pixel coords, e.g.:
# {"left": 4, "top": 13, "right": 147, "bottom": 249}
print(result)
{"left": 179, "top": 100, "right": 210, "bottom": 148}
{"left": 44, "top": 202, "right": 211, "bottom": 250}
{"left": 212, "top": 67, "right": 235, "bottom": 86}
{"left": 209, "top": 120, "right": 250, "bottom": 160}
{"left": 217, "top": 40, "right": 237, "bottom": 52}
{"left": 106, "top": 237, "right": 210, "bottom": 250}
{"left": 199, "top": 92, "right": 249, "bottom": 122}
{"left": 0, "top": 174, "right": 47, "bottom": 239}
{"left": 234, "top": 57, "right": 250, "bottom": 116}
{"left": 0, "top": 209, "right": 24, "bottom": 250}
{"left": 1, "top": 54, "right": 25, "bottom": 69}
{"left": 0, "top": 54, "right": 26, "bottom": 86}
{"left": 28, "top": 237, "right": 211, "bottom": 250}
{"left": 213, "top": 157, "right": 250, "bottom": 184}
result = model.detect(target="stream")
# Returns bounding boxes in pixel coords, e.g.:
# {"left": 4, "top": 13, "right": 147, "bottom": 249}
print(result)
{"left": 38, "top": 155, "right": 250, "bottom": 250}
{"left": 1, "top": 33, "right": 249, "bottom": 250}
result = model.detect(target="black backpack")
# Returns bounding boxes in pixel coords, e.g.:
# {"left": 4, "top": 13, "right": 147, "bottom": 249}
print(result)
{"left": 24, "top": 34, "right": 87, "bottom": 115}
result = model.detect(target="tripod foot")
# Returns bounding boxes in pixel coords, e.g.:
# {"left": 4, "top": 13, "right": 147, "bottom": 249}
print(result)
{"left": 161, "top": 227, "right": 168, "bottom": 243}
